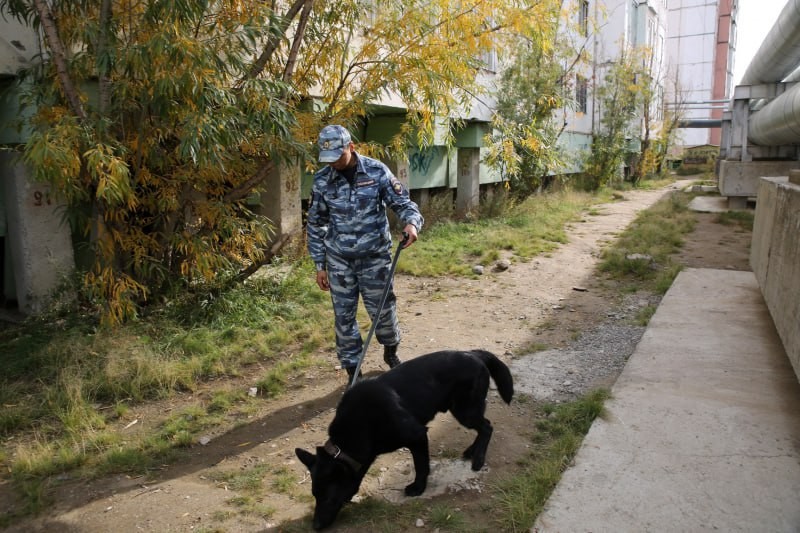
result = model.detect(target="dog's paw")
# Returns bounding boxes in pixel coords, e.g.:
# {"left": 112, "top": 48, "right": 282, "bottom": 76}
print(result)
{"left": 470, "top": 454, "right": 486, "bottom": 471}
{"left": 404, "top": 482, "right": 426, "bottom": 497}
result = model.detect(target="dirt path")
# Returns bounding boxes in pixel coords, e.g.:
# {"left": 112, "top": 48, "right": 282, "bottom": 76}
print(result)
{"left": 6, "top": 180, "right": 754, "bottom": 533}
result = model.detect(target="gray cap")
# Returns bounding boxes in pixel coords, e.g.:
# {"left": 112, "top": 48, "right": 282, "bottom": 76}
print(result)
{"left": 318, "top": 125, "right": 352, "bottom": 163}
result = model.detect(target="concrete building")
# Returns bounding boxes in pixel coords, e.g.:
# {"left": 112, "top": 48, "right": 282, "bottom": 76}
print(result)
{"left": 1, "top": 16, "right": 76, "bottom": 315}
{"left": 559, "top": 0, "right": 737, "bottom": 157}
{"left": 665, "top": 0, "right": 737, "bottom": 148}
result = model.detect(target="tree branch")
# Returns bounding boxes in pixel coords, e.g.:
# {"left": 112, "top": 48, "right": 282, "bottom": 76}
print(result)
{"left": 246, "top": 0, "right": 307, "bottom": 80}
{"left": 229, "top": 232, "right": 295, "bottom": 286}
{"left": 282, "top": 0, "right": 314, "bottom": 84}
{"left": 32, "top": 0, "right": 86, "bottom": 120}
{"left": 97, "top": 0, "right": 113, "bottom": 118}
{"left": 223, "top": 159, "right": 275, "bottom": 203}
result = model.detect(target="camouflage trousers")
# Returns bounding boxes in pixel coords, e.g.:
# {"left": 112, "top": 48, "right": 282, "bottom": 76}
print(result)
{"left": 326, "top": 249, "right": 401, "bottom": 368}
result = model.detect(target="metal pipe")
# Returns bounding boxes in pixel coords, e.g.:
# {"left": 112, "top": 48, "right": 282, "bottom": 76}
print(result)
{"left": 740, "top": 0, "right": 800, "bottom": 85}
{"left": 665, "top": 99, "right": 732, "bottom": 106}
{"left": 785, "top": 64, "right": 800, "bottom": 82}
{"left": 678, "top": 119, "right": 723, "bottom": 128}
{"left": 748, "top": 82, "right": 800, "bottom": 145}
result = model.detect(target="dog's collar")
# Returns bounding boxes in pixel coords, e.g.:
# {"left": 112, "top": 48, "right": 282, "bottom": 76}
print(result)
{"left": 323, "top": 440, "right": 362, "bottom": 472}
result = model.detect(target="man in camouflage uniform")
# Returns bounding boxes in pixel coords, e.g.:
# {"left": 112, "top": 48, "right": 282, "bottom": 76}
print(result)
{"left": 307, "top": 125, "right": 424, "bottom": 380}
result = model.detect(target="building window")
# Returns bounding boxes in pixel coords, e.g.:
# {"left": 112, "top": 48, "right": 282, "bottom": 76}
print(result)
{"left": 576, "top": 75, "right": 588, "bottom": 114}
{"left": 579, "top": 0, "right": 589, "bottom": 36}
{"left": 481, "top": 49, "right": 498, "bottom": 72}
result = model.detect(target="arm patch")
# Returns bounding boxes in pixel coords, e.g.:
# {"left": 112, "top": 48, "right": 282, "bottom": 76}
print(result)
{"left": 391, "top": 178, "right": 405, "bottom": 195}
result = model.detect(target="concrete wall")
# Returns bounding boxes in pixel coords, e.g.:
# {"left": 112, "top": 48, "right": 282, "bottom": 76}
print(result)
{"left": 718, "top": 160, "right": 800, "bottom": 197}
{"left": 255, "top": 160, "right": 303, "bottom": 246}
{"left": 0, "top": 153, "right": 75, "bottom": 314}
{"left": 750, "top": 174, "right": 800, "bottom": 382}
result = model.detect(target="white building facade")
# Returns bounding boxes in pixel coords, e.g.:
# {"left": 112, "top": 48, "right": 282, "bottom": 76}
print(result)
{"left": 665, "top": 0, "right": 737, "bottom": 147}
{"left": 556, "top": 0, "right": 736, "bottom": 161}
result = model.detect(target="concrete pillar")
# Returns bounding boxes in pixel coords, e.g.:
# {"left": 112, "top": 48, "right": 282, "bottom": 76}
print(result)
{"left": 390, "top": 158, "right": 410, "bottom": 189}
{"left": 456, "top": 147, "right": 480, "bottom": 217}
{"left": 255, "top": 160, "right": 302, "bottom": 245}
{"left": 384, "top": 158, "right": 413, "bottom": 230}
{"left": 413, "top": 187, "right": 431, "bottom": 210}
{"left": 0, "top": 153, "right": 75, "bottom": 314}
{"left": 751, "top": 176, "right": 800, "bottom": 382}
{"left": 718, "top": 160, "right": 800, "bottom": 200}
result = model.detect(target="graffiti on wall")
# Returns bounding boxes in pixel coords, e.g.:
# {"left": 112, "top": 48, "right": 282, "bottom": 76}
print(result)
{"left": 409, "top": 149, "right": 435, "bottom": 176}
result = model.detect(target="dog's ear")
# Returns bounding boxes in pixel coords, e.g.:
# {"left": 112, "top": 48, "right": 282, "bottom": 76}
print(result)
{"left": 295, "top": 447, "right": 316, "bottom": 470}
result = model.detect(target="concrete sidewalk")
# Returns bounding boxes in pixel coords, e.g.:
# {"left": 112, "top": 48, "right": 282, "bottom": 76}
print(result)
{"left": 533, "top": 268, "right": 800, "bottom": 532}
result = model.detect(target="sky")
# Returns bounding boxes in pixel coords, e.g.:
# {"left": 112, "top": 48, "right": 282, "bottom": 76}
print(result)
{"left": 733, "top": 0, "right": 787, "bottom": 85}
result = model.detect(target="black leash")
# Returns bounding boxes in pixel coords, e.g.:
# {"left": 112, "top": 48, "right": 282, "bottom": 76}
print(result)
{"left": 348, "top": 232, "right": 409, "bottom": 388}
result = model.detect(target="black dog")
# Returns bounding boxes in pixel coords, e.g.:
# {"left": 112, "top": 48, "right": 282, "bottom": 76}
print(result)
{"left": 295, "top": 349, "right": 514, "bottom": 530}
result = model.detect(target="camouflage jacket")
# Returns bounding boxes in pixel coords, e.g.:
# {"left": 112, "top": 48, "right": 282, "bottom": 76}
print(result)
{"left": 306, "top": 153, "right": 424, "bottom": 269}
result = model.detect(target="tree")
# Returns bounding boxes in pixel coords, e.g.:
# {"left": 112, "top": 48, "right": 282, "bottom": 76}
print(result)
{"left": 486, "top": 0, "right": 586, "bottom": 198}
{"left": 627, "top": 44, "right": 681, "bottom": 185}
{"left": 583, "top": 45, "right": 647, "bottom": 189}
{"left": 1, "top": 0, "right": 557, "bottom": 325}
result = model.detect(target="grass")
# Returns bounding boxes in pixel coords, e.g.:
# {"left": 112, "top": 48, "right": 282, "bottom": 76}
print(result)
{"left": 397, "top": 189, "right": 610, "bottom": 277}
{"left": 0, "top": 177, "right": 695, "bottom": 528}
{"left": 491, "top": 389, "right": 610, "bottom": 532}
{"left": 0, "top": 262, "right": 333, "bottom": 527}
{"left": 716, "top": 209, "right": 754, "bottom": 231}
{"left": 598, "top": 191, "right": 695, "bottom": 294}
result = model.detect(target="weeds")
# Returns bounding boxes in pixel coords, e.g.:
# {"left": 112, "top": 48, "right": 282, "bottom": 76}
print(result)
{"left": 599, "top": 191, "right": 695, "bottom": 294}
{"left": 399, "top": 190, "right": 605, "bottom": 277}
{"left": 491, "top": 389, "right": 610, "bottom": 532}
{"left": 716, "top": 209, "right": 754, "bottom": 231}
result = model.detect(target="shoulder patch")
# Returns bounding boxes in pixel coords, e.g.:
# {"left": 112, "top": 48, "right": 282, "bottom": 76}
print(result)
{"left": 391, "top": 178, "right": 405, "bottom": 195}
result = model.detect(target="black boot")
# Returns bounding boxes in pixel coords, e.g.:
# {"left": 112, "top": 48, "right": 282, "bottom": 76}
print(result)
{"left": 383, "top": 344, "right": 401, "bottom": 369}
{"left": 345, "top": 366, "right": 362, "bottom": 382}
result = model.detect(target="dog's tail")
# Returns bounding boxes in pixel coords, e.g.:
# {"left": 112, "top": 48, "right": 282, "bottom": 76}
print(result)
{"left": 472, "top": 350, "right": 514, "bottom": 404}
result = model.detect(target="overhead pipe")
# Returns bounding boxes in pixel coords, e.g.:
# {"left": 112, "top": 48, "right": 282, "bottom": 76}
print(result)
{"left": 748, "top": 82, "right": 800, "bottom": 145}
{"left": 739, "top": 0, "right": 800, "bottom": 146}
{"left": 785, "top": 64, "right": 800, "bottom": 82}
{"left": 678, "top": 119, "right": 723, "bottom": 128}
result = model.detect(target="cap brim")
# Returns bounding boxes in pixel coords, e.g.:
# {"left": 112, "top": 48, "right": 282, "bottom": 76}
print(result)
{"left": 319, "top": 150, "right": 343, "bottom": 163}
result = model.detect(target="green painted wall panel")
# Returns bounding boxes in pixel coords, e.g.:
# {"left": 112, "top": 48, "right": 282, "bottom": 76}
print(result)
{"left": 408, "top": 146, "right": 448, "bottom": 189}
{"left": 366, "top": 115, "right": 405, "bottom": 145}
{"left": 0, "top": 81, "right": 31, "bottom": 144}
{"left": 454, "top": 123, "right": 489, "bottom": 148}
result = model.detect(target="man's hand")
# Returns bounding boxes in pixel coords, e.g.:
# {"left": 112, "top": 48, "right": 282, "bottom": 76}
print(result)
{"left": 316, "top": 270, "right": 330, "bottom": 291}
{"left": 402, "top": 224, "right": 418, "bottom": 248}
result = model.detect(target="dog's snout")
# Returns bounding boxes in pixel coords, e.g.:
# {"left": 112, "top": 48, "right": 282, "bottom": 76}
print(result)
{"left": 312, "top": 516, "right": 331, "bottom": 530}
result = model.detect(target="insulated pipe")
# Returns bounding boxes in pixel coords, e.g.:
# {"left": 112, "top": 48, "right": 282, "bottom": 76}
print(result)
{"left": 678, "top": 119, "right": 723, "bottom": 128}
{"left": 786, "top": 65, "right": 800, "bottom": 83}
{"left": 748, "top": 82, "right": 800, "bottom": 145}
{"left": 740, "top": 0, "right": 800, "bottom": 85}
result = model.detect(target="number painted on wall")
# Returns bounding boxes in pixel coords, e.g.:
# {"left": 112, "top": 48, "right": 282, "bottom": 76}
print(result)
{"left": 33, "top": 190, "right": 52, "bottom": 206}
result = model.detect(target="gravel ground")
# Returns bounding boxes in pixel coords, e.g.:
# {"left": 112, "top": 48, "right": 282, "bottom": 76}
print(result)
{"left": 511, "top": 290, "right": 664, "bottom": 402}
